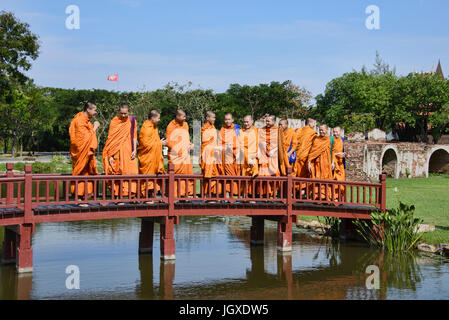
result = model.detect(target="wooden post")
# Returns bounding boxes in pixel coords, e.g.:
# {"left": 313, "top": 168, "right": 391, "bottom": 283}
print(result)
{"left": 160, "top": 216, "right": 175, "bottom": 260}
{"left": 139, "top": 218, "right": 154, "bottom": 254}
{"left": 250, "top": 216, "right": 264, "bottom": 246}
{"left": 24, "top": 165, "right": 33, "bottom": 224}
{"left": 16, "top": 223, "right": 34, "bottom": 273}
{"left": 286, "top": 167, "right": 294, "bottom": 222}
{"left": 277, "top": 216, "right": 292, "bottom": 253}
{"left": 168, "top": 163, "right": 175, "bottom": 216}
{"left": 6, "top": 163, "right": 14, "bottom": 205}
{"left": 379, "top": 174, "right": 387, "bottom": 213}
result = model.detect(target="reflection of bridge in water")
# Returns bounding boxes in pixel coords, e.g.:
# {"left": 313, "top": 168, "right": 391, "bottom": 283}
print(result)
{"left": 4, "top": 240, "right": 421, "bottom": 300}
{"left": 1, "top": 163, "right": 386, "bottom": 274}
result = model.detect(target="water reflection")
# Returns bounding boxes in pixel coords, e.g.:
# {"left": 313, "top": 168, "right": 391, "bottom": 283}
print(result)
{"left": 0, "top": 265, "right": 32, "bottom": 300}
{"left": 1, "top": 216, "right": 448, "bottom": 300}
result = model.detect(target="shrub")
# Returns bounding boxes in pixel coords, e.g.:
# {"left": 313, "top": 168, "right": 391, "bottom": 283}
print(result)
{"left": 353, "top": 202, "right": 423, "bottom": 251}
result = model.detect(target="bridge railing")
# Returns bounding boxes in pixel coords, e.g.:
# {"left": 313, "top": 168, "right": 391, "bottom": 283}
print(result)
{"left": 0, "top": 162, "right": 387, "bottom": 213}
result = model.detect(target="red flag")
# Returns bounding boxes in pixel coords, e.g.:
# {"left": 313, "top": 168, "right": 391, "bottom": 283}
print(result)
{"left": 107, "top": 74, "right": 118, "bottom": 81}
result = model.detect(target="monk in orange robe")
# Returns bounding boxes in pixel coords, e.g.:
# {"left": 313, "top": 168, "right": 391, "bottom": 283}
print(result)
{"left": 258, "top": 115, "right": 286, "bottom": 197}
{"left": 217, "top": 113, "right": 240, "bottom": 198}
{"left": 279, "top": 118, "right": 297, "bottom": 172}
{"left": 137, "top": 110, "right": 166, "bottom": 200}
{"left": 308, "top": 124, "right": 333, "bottom": 200}
{"left": 201, "top": 111, "right": 219, "bottom": 196}
{"left": 331, "top": 126, "right": 345, "bottom": 200}
{"left": 238, "top": 115, "right": 259, "bottom": 197}
{"left": 102, "top": 104, "right": 139, "bottom": 198}
{"left": 166, "top": 109, "right": 194, "bottom": 198}
{"left": 69, "top": 101, "right": 100, "bottom": 198}
{"left": 294, "top": 118, "right": 317, "bottom": 178}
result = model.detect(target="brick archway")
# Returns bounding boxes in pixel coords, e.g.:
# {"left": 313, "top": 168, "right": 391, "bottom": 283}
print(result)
{"left": 380, "top": 147, "right": 399, "bottom": 178}
{"left": 427, "top": 147, "right": 449, "bottom": 177}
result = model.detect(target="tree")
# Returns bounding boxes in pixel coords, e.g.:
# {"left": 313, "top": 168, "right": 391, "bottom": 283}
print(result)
{"left": 0, "top": 11, "right": 40, "bottom": 154}
{"left": 0, "top": 11, "right": 40, "bottom": 97}
{"left": 395, "top": 73, "right": 449, "bottom": 143}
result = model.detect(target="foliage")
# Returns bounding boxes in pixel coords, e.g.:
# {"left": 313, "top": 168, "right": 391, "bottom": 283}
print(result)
{"left": 0, "top": 11, "right": 40, "bottom": 93}
{"left": 353, "top": 202, "right": 423, "bottom": 251}
{"left": 313, "top": 53, "right": 449, "bottom": 139}
{"left": 317, "top": 216, "right": 341, "bottom": 238}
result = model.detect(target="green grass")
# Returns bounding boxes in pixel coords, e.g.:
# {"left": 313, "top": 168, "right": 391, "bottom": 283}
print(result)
{"left": 298, "top": 176, "right": 449, "bottom": 245}
{"left": 386, "top": 176, "right": 449, "bottom": 245}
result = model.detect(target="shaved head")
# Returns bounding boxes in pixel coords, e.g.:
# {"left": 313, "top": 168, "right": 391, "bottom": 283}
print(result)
{"left": 307, "top": 118, "right": 316, "bottom": 128}
{"left": 279, "top": 118, "right": 288, "bottom": 130}
{"left": 318, "top": 124, "right": 328, "bottom": 137}
{"left": 243, "top": 115, "right": 253, "bottom": 129}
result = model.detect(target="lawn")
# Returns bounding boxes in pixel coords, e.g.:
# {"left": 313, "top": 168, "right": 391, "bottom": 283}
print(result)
{"left": 386, "top": 176, "right": 449, "bottom": 245}
{"left": 298, "top": 176, "right": 449, "bottom": 245}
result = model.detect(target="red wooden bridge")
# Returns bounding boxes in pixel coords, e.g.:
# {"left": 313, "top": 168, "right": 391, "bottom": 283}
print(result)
{"left": 0, "top": 162, "right": 386, "bottom": 273}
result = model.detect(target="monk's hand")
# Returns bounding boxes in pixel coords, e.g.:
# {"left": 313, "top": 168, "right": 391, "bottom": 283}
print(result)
{"left": 331, "top": 162, "right": 335, "bottom": 170}
{"left": 161, "top": 138, "right": 167, "bottom": 146}
{"left": 109, "top": 156, "right": 114, "bottom": 166}
{"left": 93, "top": 121, "right": 100, "bottom": 131}
{"left": 131, "top": 150, "right": 136, "bottom": 160}
{"left": 188, "top": 143, "right": 194, "bottom": 151}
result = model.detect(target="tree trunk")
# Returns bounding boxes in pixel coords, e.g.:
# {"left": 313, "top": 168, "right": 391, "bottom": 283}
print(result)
{"left": 19, "top": 138, "right": 23, "bottom": 157}
{"left": 11, "top": 132, "right": 16, "bottom": 157}
{"left": 3, "top": 138, "right": 7, "bottom": 154}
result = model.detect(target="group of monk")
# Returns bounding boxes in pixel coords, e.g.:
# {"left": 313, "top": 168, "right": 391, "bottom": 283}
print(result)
{"left": 69, "top": 101, "right": 345, "bottom": 203}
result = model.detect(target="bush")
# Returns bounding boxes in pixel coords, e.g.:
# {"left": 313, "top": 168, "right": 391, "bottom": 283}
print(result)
{"left": 353, "top": 202, "right": 423, "bottom": 251}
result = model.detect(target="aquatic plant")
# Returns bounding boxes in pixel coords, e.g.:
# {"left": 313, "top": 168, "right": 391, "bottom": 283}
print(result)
{"left": 353, "top": 202, "right": 423, "bottom": 251}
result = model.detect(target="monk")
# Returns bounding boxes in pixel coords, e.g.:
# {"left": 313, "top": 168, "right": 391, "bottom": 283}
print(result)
{"left": 166, "top": 109, "right": 194, "bottom": 198}
{"left": 258, "top": 115, "right": 286, "bottom": 197}
{"left": 238, "top": 115, "right": 259, "bottom": 197}
{"left": 102, "top": 104, "right": 139, "bottom": 199}
{"left": 137, "top": 110, "right": 167, "bottom": 201}
{"left": 308, "top": 124, "right": 333, "bottom": 200}
{"left": 69, "top": 101, "right": 100, "bottom": 199}
{"left": 294, "top": 118, "right": 317, "bottom": 178}
{"left": 279, "top": 118, "right": 297, "bottom": 171}
{"left": 332, "top": 126, "right": 346, "bottom": 200}
{"left": 201, "top": 111, "right": 219, "bottom": 197}
{"left": 217, "top": 113, "right": 240, "bottom": 199}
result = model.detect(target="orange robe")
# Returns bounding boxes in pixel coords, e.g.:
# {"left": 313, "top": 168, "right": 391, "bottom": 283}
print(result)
{"left": 238, "top": 126, "right": 259, "bottom": 195}
{"left": 258, "top": 126, "right": 286, "bottom": 196}
{"left": 332, "top": 136, "right": 345, "bottom": 200}
{"left": 137, "top": 120, "right": 165, "bottom": 194}
{"left": 282, "top": 127, "right": 297, "bottom": 170}
{"left": 308, "top": 135, "right": 333, "bottom": 200}
{"left": 201, "top": 123, "right": 219, "bottom": 195}
{"left": 166, "top": 119, "right": 193, "bottom": 197}
{"left": 69, "top": 112, "right": 98, "bottom": 197}
{"left": 294, "top": 126, "right": 317, "bottom": 178}
{"left": 102, "top": 116, "right": 138, "bottom": 197}
{"left": 217, "top": 124, "right": 240, "bottom": 196}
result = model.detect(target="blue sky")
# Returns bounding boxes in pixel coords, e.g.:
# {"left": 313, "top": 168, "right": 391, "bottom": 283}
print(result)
{"left": 2, "top": 0, "right": 449, "bottom": 97}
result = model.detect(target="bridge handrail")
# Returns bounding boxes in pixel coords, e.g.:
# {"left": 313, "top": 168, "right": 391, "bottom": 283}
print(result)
{"left": 0, "top": 163, "right": 387, "bottom": 219}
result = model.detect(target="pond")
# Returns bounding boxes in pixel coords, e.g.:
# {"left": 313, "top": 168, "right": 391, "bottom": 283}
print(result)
{"left": 1, "top": 216, "right": 449, "bottom": 300}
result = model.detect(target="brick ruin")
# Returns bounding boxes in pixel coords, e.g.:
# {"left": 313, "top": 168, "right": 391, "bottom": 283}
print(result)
{"left": 345, "top": 130, "right": 449, "bottom": 181}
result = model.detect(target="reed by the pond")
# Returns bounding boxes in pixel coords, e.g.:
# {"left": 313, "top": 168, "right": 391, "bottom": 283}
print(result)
{"left": 354, "top": 202, "right": 423, "bottom": 252}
